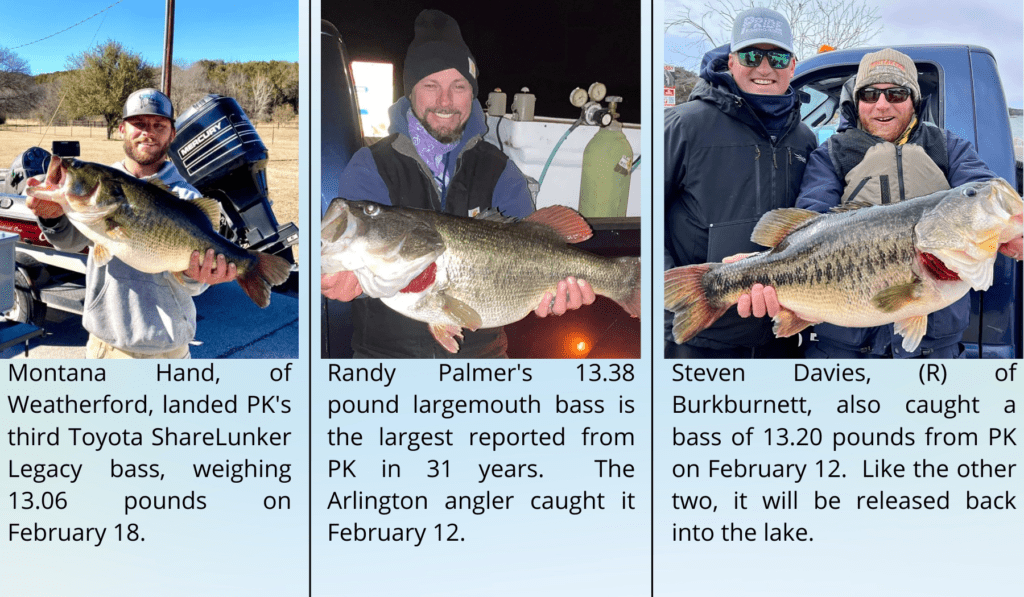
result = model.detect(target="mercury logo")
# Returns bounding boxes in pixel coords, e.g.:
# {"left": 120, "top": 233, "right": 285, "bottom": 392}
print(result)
{"left": 179, "top": 120, "right": 225, "bottom": 156}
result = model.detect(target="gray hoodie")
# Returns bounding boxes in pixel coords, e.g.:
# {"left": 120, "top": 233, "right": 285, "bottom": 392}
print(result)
{"left": 39, "top": 161, "right": 208, "bottom": 354}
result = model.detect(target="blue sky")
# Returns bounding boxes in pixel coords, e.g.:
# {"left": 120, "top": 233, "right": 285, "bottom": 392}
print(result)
{"left": 664, "top": 0, "right": 1023, "bottom": 109}
{"left": 6, "top": 0, "right": 299, "bottom": 75}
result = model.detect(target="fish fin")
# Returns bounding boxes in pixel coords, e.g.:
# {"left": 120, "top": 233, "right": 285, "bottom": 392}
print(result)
{"left": 524, "top": 205, "right": 593, "bottom": 243}
{"left": 829, "top": 199, "right": 876, "bottom": 213}
{"left": 664, "top": 264, "right": 730, "bottom": 344}
{"left": 750, "top": 208, "right": 820, "bottom": 248}
{"left": 772, "top": 309, "right": 816, "bottom": 338}
{"left": 104, "top": 218, "right": 130, "bottom": 240}
{"left": 148, "top": 179, "right": 172, "bottom": 192}
{"left": 429, "top": 323, "right": 464, "bottom": 354}
{"left": 612, "top": 257, "right": 642, "bottom": 318}
{"left": 474, "top": 208, "right": 518, "bottom": 224}
{"left": 895, "top": 315, "right": 929, "bottom": 352}
{"left": 870, "top": 280, "right": 923, "bottom": 313}
{"left": 171, "top": 271, "right": 188, "bottom": 286}
{"left": 236, "top": 251, "right": 292, "bottom": 308}
{"left": 440, "top": 294, "right": 482, "bottom": 331}
{"left": 91, "top": 243, "right": 114, "bottom": 266}
{"left": 192, "top": 198, "right": 222, "bottom": 228}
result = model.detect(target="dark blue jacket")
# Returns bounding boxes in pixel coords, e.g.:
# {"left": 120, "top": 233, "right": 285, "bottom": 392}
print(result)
{"left": 665, "top": 44, "right": 817, "bottom": 350}
{"left": 796, "top": 94, "right": 997, "bottom": 357}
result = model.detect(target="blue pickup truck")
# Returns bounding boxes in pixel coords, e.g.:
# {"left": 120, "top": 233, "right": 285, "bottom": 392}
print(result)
{"left": 792, "top": 44, "right": 1022, "bottom": 358}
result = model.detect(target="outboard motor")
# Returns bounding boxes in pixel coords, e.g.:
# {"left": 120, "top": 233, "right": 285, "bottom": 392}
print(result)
{"left": 1, "top": 147, "right": 50, "bottom": 195}
{"left": 170, "top": 94, "right": 298, "bottom": 263}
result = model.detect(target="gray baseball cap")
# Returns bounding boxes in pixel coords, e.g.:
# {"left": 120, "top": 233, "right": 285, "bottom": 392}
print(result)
{"left": 122, "top": 88, "right": 174, "bottom": 122}
{"left": 731, "top": 7, "right": 794, "bottom": 55}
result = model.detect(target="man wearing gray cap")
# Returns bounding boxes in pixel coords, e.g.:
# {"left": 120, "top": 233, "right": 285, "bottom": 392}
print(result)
{"left": 25, "top": 88, "right": 237, "bottom": 358}
{"left": 740, "top": 48, "right": 998, "bottom": 358}
{"left": 664, "top": 7, "right": 817, "bottom": 358}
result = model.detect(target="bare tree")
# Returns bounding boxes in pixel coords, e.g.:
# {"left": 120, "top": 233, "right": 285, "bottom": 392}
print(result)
{"left": 223, "top": 70, "right": 252, "bottom": 114}
{"left": 248, "top": 73, "right": 273, "bottom": 121}
{"left": 169, "top": 60, "right": 213, "bottom": 115}
{"left": 0, "top": 47, "right": 40, "bottom": 120}
{"left": 32, "top": 78, "right": 71, "bottom": 123}
{"left": 666, "top": 0, "right": 882, "bottom": 71}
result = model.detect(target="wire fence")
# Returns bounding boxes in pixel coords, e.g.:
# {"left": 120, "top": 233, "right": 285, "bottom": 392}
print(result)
{"left": 0, "top": 120, "right": 300, "bottom": 144}
{"left": 0, "top": 120, "right": 108, "bottom": 137}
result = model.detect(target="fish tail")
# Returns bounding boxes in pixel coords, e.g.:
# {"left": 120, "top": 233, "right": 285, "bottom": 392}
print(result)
{"left": 664, "top": 264, "right": 729, "bottom": 344}
{"left": 236, "top": 251, "right": 292, "bottom": 308}
{"left": 611, "top": 257, "right": 642, "bottom": 318}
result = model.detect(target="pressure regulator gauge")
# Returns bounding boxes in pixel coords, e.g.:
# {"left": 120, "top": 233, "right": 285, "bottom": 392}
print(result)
{"left": 570, "top": 87, "right": 589, "bottom": 108}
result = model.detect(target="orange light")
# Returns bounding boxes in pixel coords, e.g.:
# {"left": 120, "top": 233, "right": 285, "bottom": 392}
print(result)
{"left": 818, "top": 45, "right": 835, "bottom": 54}
{"left": 560, "top": 329, "right": 592, "bottom": 358}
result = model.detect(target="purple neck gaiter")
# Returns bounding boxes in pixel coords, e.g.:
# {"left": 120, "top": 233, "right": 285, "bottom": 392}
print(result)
{"left": 407, "top": 109, "right": 458, "bottom": 194}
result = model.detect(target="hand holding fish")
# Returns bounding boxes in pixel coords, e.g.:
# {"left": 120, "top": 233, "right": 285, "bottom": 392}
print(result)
{"left": 720, "top": 253, "right": 780, "bottom": 319}
{"left": 321, "top": 271, "right": 363, "bottom": 301}
{"left": 736, "top": 283, "right": 781, "bottom": 319}
{"left": 535, "top": 277, "right": 596, "bottom": 317}
{"left": 185, "top": 249, "right": 238, "bottom": 285}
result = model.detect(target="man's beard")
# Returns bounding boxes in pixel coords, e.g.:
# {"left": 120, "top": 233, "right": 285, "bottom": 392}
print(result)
{"left": 416, "top": 109, "right": 467, "bottom": 144}
{"left": 123, "top": 138, "right": 168, "bottom": 166}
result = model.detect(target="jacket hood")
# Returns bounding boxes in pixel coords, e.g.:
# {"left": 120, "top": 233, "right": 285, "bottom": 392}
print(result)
{"left": 691, "top": 44, "right": 742, "bottom": 101}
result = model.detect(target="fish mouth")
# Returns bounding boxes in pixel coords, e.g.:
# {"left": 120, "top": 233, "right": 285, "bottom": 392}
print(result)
{"left": 24, "top": 155, "right": 68, "bottom": 200}
{"left": 320, "top": 199, "right": 363, "bottom": 274}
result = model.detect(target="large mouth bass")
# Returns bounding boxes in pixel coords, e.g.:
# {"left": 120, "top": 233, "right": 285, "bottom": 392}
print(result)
{"left": 321, "top": 199, "right": 641, "bottom": 353}
{"left": 26, "top": 156, "right": 290, "bottom": 308}
{"left": 666, "top": 178, "right": 1023, "bottom": 352}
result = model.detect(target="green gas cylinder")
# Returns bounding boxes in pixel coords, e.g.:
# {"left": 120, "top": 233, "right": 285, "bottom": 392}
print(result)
{"left": 578, "top": 119, "right": 632, "bottom": 217}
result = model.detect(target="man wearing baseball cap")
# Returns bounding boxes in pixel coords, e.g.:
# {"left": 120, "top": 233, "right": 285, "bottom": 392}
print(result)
{"left": 25, "top": 88, "right": 237, "bottom": 358}
{"left": 323, "top": 9, "right": 594, "bottom": 358}
{"left": 740, "top": 48, "right": 999, "bottom": 358}
{"left": 665, "top": 7, "right": 817, "bottom": 358}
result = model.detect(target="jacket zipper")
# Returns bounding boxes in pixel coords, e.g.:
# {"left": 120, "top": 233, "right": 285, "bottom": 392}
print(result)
{"left": 896, "top": 145, "right": 906, "bottom": 203}
{"left": 753, "top": 146, "right": 762, "bottom": 212}
{"left": 771, "top": 147, "right": 778, "bottom": 209}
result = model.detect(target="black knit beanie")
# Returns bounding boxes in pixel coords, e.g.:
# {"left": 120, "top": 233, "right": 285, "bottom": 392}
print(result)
{"left": 403, "top": 9, "right": 479, "bottom": 97}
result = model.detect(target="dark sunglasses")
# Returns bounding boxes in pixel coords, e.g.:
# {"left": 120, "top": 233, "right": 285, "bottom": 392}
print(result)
{"left": 857, "top": 86, "right": 912, "bottom": 104}
{"left": 735, "top": 48, "right": 793, "bottom": 69}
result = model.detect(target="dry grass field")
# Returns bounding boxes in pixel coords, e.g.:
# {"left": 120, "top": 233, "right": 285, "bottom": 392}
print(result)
{"left": 0, "top": 120, "right": 300, "bottom": 259}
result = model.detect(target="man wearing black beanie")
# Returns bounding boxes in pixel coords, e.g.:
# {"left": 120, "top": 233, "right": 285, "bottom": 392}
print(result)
{"left": 324, "top": 9, "right": 594, "bottom": 358}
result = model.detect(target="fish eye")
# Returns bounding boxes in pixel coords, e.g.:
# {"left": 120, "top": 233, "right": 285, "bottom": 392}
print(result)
{"left": 964, "top": 188, "right": 977, "bottom": 197}
{"left": 363, "top": 203, "right": 380, "bottom": 216}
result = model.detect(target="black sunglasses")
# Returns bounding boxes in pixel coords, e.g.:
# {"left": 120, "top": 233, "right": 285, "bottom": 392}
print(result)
{"left": 735, "top": 48, "right": 793, "bottom": 69}
{"left": 857, "top": 86, "right": 912, "bottom": 104}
